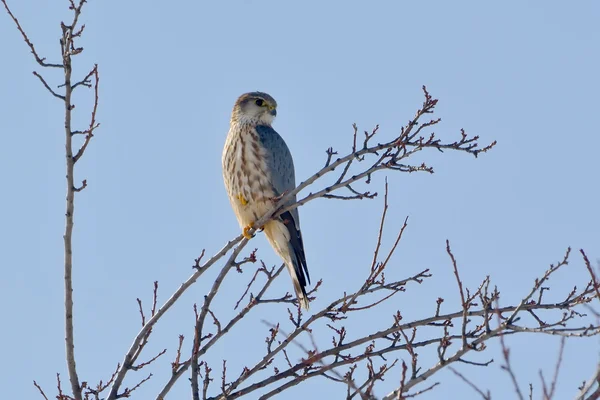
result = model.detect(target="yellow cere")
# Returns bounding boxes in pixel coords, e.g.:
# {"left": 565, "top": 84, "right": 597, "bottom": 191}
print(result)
{"left": 257, "top": 99, "right": 275, "bottom": 110}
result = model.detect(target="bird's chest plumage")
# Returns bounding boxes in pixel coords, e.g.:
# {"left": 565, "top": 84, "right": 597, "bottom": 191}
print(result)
{"left": 222, "top": 125, "right": 276, "bottom": 226}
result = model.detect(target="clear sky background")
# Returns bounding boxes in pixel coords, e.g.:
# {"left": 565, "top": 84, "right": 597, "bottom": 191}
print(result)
{"left": 1, "top": 1, "right": 599, "bottom": 399}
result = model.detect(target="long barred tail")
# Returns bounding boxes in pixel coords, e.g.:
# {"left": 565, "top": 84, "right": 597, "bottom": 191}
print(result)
{"left": 287, "top": 250, "right": 310, "bottom": 310}
{"left": 263, "top": 217, "right": 311, "bottom": 310}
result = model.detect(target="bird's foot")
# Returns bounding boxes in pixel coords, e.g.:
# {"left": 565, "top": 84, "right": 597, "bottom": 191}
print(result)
{"left": 242, "top": 225, "right": 255, "bottom": 239}
{"left": 270, "top": 191, "right": 288, "bottom": 203}
{"left": 237, "top": 193, "right": 249, "bottom": 206}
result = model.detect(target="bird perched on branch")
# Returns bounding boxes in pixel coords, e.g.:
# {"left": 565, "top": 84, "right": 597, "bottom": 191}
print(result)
{"left": 222, "top": 92, "right": 311, "bottom": 309}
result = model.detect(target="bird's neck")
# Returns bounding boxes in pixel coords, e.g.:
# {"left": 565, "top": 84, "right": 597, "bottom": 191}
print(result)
{"left": 231, "top": 113, "right": 273, "bottom": 127}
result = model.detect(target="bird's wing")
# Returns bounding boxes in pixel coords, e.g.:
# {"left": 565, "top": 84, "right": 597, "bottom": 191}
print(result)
{"left": 255, "top": 125, "right": 310, "bottom": 284}
{"left": 255, "top": 125, "right": 296, "bottom": 201}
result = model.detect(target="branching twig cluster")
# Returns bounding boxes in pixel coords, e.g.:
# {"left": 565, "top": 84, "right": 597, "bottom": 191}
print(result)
{"left": 2, "top": 1, "right": 101, "bottom": 399}
{"left": 101, "top": 80, "right": 498, "bottom": 400}
{"left": 5, "top": 2, "right": 599, "bottom": 400}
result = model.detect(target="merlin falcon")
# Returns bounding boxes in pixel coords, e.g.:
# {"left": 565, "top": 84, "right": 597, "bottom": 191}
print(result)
{"left": 222, "top": 92, "right": 311, "bottom": 309}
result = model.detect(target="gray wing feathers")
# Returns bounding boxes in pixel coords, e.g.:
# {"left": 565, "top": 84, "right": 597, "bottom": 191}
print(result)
{"left": 255, "top": 124, "right": 311, "bottom": 292}
{"left": 255, "top": 125, "right": 296, "bottom": 203}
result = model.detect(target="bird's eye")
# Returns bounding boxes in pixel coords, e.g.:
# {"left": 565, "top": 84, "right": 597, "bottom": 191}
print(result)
{"left": 255, "top": 99, "right": 264, "bottom": 106}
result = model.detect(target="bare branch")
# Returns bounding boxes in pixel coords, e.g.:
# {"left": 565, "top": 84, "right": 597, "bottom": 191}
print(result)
{"left": 9, "top": 3, "right": 598, "bottom": 400}
{"left": 540, "top": 337, "right": 565, "bottom": 399}
{"left": 73, "top": 64, "right": 100, "bottom": 163}
{"left": 33, "top": 381, "right": 50, "bottom": 400}
{"left": 581, "top": 249, "right": 600, "bottom": 303}
{"left": 126, "top": 88, "right": 495, "bottom": 400}
{"left": 32, "top": 71, "right": 65, "bottom": 100}
{"left": 109, "top": 236, "right": 249, "bottom": 400}
{"left": 498, "top": 305, "right": 525, "bottom": 400}
{"left": 449, "top": 366, "right": 491, "bottom": 400}
{"left": 1, "top": 0, "right": 62, "bottom": 67}
{"left": 577, "top": 360, "right": 600, "bottom": 400}
{"left": 156, "top": 264, "right": 287, "bottom": 400}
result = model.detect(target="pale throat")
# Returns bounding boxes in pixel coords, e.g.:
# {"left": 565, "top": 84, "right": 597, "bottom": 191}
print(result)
{"left": 233, "top": 112, "right": 274, "bottom": 126}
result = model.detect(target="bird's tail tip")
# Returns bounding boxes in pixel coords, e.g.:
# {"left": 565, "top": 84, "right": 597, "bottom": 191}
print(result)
{"left": 299, "top": 296, "right": 310, "bottom": 310}
{"left": 292, "top": 276, "right": 310, "bottom": 310}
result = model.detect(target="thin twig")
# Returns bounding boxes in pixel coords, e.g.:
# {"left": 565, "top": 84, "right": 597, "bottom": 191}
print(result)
{"left": 448, "top": 366, "right": 491, "bottom": 400}
{"left": 32, "top": 71, "right": 65, "bottom": 99}
{"left": 1, "top": 0, "right": 62, "bottom": 67}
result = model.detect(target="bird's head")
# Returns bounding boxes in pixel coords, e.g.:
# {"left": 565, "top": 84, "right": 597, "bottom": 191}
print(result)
{"left": 232, "top": 92, "right": 278, "bottom": 125}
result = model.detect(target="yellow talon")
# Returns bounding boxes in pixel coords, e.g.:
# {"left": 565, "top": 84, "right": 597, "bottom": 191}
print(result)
{"left": 237, "top": 193, "right": 248, "bottom": 206}
{"left": 243, "top": 225, "right": 254, "bottom": 239}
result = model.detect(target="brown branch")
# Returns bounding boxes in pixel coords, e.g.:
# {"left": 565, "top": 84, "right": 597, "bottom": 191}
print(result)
{"left": 61, "top": 2, "right": 88, "bottom": 398}
{"left": 247, "top": 86, "right": 496, "bottom": 242}
{"left": 449, "top": 366, "right": 491, "bottom": 400}
{"left": 208, "top": 309, "right": 222, "bottom": 334}
{"left": 129, "top": 281, "right": 162, "bottom": 374}
{"left": 221, "top": 270, "right": 431, "bottom": 397}
{"left": 56, "top": 373, "right": 73, "bottom": 400}
{"left": 219, "top": 291, "right": 596, "bottom": 400}
{"left": 581, "top": 249, "right": 600, "bottom": 302}
{"left": 506, "top": 248, "right": 572, "bottom": 325}
{"left": 403, "top": 382, "right": 440, "bottom": 398}
{"left": 132, "top": 349, "right": 166, "bottom": 371}
{"left": 73, "top": 64, "right": 99, "bottom": 163}
{"left": 342, "top": 179, "right": 391, "bottom": 311}
{"left": 32, "top": 71, "right": 65, "bottom": 99}
{"left": 446, "top": 240, "right": 469, "bottom": 349}
{"left": 136, "top": 298, "right": 146, "bottom": 327}
{"left": 324, "top": 147, "right": 338, "bottom": 168}
{"left": 349, "top": 359, "right": 398, "bottom": 399}
{"left": 33, "top": 381, "right": 50, "bottom": 400}
{"left": 6, "top": 2, "right": 102, "bottom": 398}
{"left": 381, "top": 248, "right": 585, "bottom": 400}
{"left": 191, "top": 247, "right": 254, "bottom": 399}
{"left": 578, "top": 361, "right": 600, "bottom": 400}
{"left": 371, "top": 178, "right": 389, "bottom": 273}
{"left": 151, "top": 280, "right": 158, "bottom": 316}
{"left": 169, "top": 240, "right": 593, "bottom": 400}
{"left": 118, "top": 86, "right": 496, "bottom": 399}
{"left": 497, "top": 302, "right": 525, "bottom": 400}
{"left": 221, "top": 360, "right": 228, "bottom": 395}
{"left": 202, "top": 362, "right": 213, "bottom": 400}
{"left": 71, "top": 66, "right": 95, "bottom": 90}
{"left": 73, "top": 179, "right": 87, "bottom": 192}
{"left": 540, "top": 336, "right": 565, "bottom": 399}
{"left": 108, "top": 237, "right": 249, "bottom": 400}
{"left": 159, "top": 264, "right": 286, "bottom": 400}
{"left": 83, "top": 363, "right": 120, "bottom": 398}
{"left": 119, "top": 373, "right": 152, "bottom": 398}
{"left": 505, "top": 324, "right": 600, "bottom": 337}
{"left": 342, "top": 181, "right": 409, "bottom": 312}
{"left": 15, "top": 5, "right": 592, "bottom": 400}
{"left": 1, "top": 0, "right": 62, "bottom": 67}
{"left": 172, "top": 335, "right": 185, "bottom": 373}
{"left": 400, "top": 327, "right": 418, "bottom": 379}
{"left": 234, "top": 263, "right": 265, "bottom": 309}
{"left": 122, "top": 86, "right": 495, "bottom": 398}
{"left": 230, "top": 333, "right": 449, "bottom": 400}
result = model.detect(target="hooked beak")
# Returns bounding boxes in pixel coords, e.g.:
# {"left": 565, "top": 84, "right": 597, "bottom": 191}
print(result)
{"left": 269, "top": 107, "right": 277, "bottom": 117}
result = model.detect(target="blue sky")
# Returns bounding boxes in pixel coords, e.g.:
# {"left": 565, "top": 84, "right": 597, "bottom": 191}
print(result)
{"left": 1, "top": 1, "right": 599, "bottom": 399}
